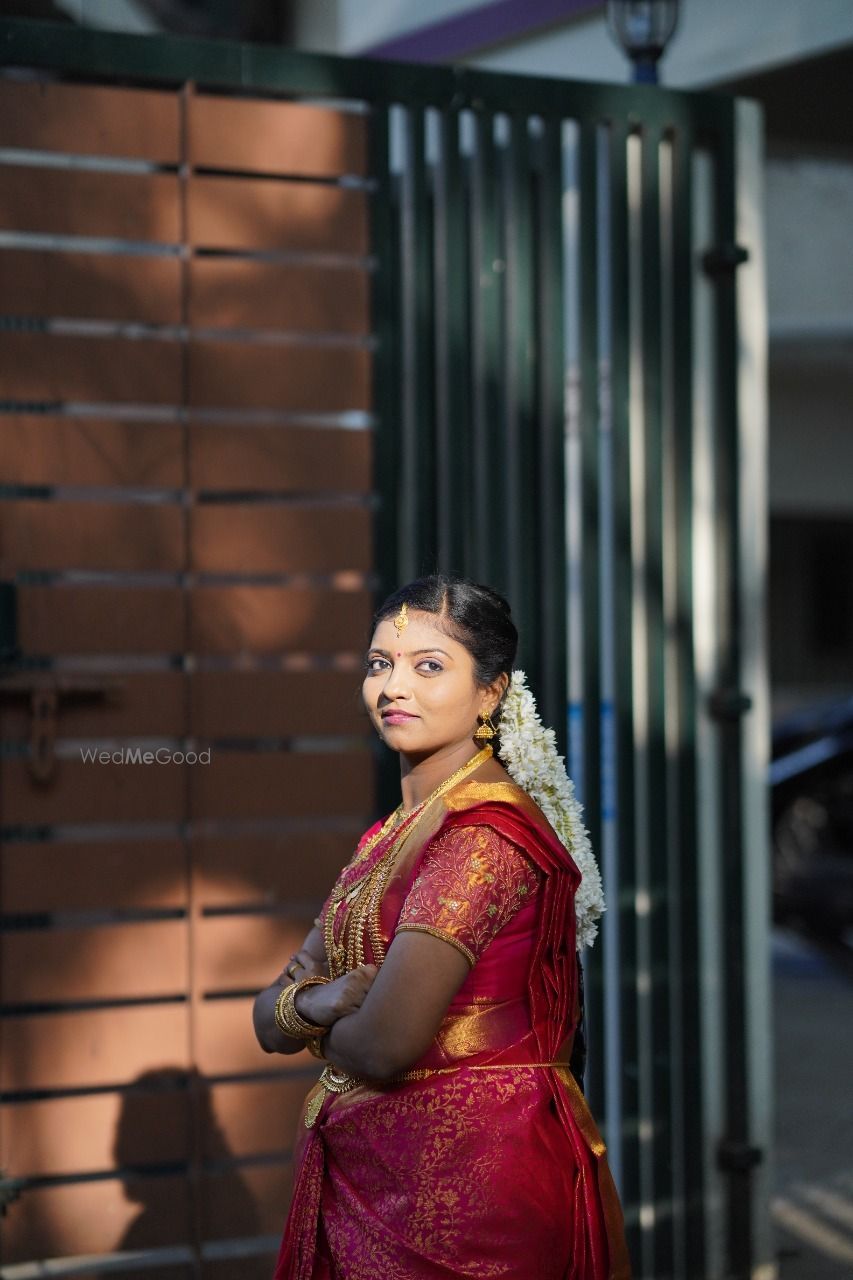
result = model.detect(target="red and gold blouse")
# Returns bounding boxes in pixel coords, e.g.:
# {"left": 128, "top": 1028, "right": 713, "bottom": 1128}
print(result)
{"left": 396, "top": 823, "right": 543, "bottom": 966}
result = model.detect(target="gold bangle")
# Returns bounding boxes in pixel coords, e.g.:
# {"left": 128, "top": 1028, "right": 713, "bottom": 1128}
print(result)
{"left": 273, "top": 984, "right": 291, "bottom": 1037}
{"left": 274, "top": 984, "right": 316, "bottom": 1039}
{"left": 273, "top": 975, "right": 330, "bottom": 1040}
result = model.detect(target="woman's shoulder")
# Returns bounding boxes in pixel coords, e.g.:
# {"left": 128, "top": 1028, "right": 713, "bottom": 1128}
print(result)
{"left": 438, "top": 764, "right": 576, "bottom": 882}
{"left": 423, "top": 820, "right": 544, "bottom": 886}
{"left": 397, "top": 815, "right": 543, "bottom": 962}
{"left": 440, "top": 763, "right": 548, "bottom": 832}
{"left": 428, "top": 765, "right": 546, "bottom": 882}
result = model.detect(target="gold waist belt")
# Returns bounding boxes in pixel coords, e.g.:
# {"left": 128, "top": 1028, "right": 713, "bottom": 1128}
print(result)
{"left": 304, "top": 1061, "right": 564, "bottom": 1128}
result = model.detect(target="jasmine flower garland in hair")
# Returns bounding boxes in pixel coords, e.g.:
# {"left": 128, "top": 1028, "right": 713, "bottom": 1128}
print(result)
{"left": 497, "top": 670, "right": 605, "bottom": 949}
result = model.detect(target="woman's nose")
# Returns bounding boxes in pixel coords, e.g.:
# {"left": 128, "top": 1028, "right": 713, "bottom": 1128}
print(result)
{"left": 380, "top": 666, "right": 412, "bottom": 700}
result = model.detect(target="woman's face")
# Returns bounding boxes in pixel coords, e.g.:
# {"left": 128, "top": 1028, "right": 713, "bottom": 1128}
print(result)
{"left": 362, "top": 610, "right": 505, "bottom": 759}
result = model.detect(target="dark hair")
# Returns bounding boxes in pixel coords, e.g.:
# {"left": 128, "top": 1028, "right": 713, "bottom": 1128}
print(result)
{"left": 371, "top": 574, "right": 518, "bottom": 742}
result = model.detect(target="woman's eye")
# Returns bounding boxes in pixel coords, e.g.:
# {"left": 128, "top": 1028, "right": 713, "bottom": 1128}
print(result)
{"left": 364, "top": 657, "right": 442, "bottom": 674}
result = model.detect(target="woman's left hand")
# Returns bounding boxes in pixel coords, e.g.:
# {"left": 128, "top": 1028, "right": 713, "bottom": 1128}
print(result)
{"left": 276, "top": 949, "right": 328, "bottom": 984}
{"left": 295, "top": 964, "right": 379, "bottom": 1026}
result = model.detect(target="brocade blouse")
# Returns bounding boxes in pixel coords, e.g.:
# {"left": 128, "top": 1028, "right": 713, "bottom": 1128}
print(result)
{"left": 395, "top": 823, "right": 543, "bottom": 968}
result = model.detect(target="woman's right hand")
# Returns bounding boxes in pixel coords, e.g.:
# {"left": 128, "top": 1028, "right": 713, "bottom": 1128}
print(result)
{"left": 294, "top": 964, "right": 378, "bottom": 1027}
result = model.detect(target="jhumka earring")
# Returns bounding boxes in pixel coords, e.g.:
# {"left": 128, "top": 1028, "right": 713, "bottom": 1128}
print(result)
{"left": 393, "top": 602, "right": 409, "bottom": 636}
{"left": 474, "top": 711, "right": 497, "bottom": 741}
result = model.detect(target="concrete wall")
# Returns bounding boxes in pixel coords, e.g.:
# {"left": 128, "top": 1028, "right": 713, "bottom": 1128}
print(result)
{"left": 764, "top": 156, "right": 853, "bottom": 517}
{"left": 766, "top": 158, "right": 853, "bottom": 343}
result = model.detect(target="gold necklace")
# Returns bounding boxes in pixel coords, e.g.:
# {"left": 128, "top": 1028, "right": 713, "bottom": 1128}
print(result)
{"left": 324, "top": 745, "right": 493, "bottom": 977}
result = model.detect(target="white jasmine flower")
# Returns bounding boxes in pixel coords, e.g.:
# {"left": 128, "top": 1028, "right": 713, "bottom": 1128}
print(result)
{"left": 498, "top": 670, "right": 605, "bottom": 949}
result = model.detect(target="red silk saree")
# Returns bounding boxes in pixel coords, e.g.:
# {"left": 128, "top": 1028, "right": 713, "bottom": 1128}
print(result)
{"left": 274, "top": 779, "right": 630, "bottom": 1280}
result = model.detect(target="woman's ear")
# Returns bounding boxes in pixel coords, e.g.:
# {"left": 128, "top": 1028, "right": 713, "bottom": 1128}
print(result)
{"left": 485, "top": 671, "right": 509, "bottom": 715}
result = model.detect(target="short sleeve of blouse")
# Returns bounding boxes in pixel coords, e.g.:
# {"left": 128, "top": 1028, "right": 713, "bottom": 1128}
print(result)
{"left": 395, "top": 824, "right": 542, "bottom": 966}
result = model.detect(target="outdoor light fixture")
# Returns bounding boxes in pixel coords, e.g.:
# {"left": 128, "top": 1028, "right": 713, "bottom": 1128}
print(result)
{"left": 606, "top": 0, "right": 680, "bottom": 84}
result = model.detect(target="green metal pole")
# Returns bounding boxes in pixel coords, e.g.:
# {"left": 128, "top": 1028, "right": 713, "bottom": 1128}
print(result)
{"left": 469, "top": 112, "right": 505, "bottom": 590}
{"left": 534, "top": 118, "right": 569, "bottom": 754}
{"left": 709, "top": 107, "right": 759, "bottom": 1279}
{"left": 434, "top": 110, "right": 472, "bottom": 574}
{"left": 606, "top": 117, "right": 641, "bottom": 1255}
{"left": 668, "top": 119, "right": 706, "bottom": 1279}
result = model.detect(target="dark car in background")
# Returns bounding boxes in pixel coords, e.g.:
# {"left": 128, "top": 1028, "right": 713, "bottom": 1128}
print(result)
{"left": 770, "top": 695, "right": 853, "bottom": 942}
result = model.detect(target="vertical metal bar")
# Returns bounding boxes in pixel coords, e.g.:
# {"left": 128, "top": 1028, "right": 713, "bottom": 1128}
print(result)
{"left": 690, "top": 138, "right": 727, "bottom": 1280}
{"left": 562, "top": 113, "right": 595, "bottom": 1105}
{"left": 627, "top": 123, "right": 658, "bottom": 1280}
{"left": 576, "top": 120, "right": 603, "bottom": 1123}
{"left": 592, "top": 117, "right": 632, "bottom": 1219}
{"left": 398, "top": 105, "right": 437, "bottom": 580}
{"left": 667, "top": 119, "right": 705, "bottom": 1280}
{"left": 372, "top": 104, "right": 401, "bottom": 598}
{"left": 604, "top": 118, "right": 640, "bottom": 1249}
{"left": 434, "top": 108, "right": 471, "bottom": 573}
{"left": 595, "top": 113, "right": 621, "bottom": 1186}
{"left": 562, "top": 118, "right": 585, "bottom": 792}
{"left": 469, "top": 111, "right": 505, "bottom": 588}
{"left": 711, "top": 106, "right": 755, "bottom": 1280}
{"left": 503, "top": 112, "right": 538, "bottom": 684}
{"left": 734, "top": 97, "right": 773, "bottom": 1280}
{"left": 640, "top": 123, "right": 683, "bottom": 1280}
{"left": 534, "top": 116, "right": 568, "bottom": 751}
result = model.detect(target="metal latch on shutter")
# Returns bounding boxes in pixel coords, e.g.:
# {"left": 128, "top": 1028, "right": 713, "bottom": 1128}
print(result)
{"left": 0, "top": 673, "right": 125, "bottom": 784}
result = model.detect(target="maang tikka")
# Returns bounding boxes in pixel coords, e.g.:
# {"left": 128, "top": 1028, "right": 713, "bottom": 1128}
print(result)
{"left": 393, "top": 602, "right": 409, "bottom": 636}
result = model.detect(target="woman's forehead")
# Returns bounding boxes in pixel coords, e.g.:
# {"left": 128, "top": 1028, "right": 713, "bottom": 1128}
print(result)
{"left": 370, "top": 612, "right": 465, "bottom": 651}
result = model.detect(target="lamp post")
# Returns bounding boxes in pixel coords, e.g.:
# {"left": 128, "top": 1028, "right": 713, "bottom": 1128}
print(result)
{"left": 606, "top": 0, "right": 680, "bottom": 85}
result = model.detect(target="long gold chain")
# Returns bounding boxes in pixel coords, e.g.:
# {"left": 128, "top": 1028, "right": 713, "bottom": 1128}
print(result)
{"left": 323, "top": 745, "right": 493, "bottom": 978}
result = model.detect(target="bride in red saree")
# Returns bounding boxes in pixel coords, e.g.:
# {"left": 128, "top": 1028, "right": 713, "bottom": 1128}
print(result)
{"left": 254, "top": 576, "right": 630, "bottom": 1280}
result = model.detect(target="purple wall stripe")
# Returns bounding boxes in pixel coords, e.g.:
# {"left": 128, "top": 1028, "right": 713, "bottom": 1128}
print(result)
{"left": 360, "top": 0, "right": 604, "bottom": 63}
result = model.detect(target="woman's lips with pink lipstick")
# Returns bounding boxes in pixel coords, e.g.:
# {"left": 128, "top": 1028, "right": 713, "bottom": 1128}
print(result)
{"left": 381, "top": 710, "right": 418, "bottom": 724}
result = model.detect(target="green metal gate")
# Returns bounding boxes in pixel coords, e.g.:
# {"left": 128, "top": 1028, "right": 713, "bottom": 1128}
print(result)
{"left": 0, "top": 17, "right": 770, "bottom": 1280}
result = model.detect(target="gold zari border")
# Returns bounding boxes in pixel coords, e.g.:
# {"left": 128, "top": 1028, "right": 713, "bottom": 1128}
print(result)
{"left": 394, "top": 922, "right": 477, "bottom": 966}
{"left": 441, "top": 779, "right": 550, "bottom": 825}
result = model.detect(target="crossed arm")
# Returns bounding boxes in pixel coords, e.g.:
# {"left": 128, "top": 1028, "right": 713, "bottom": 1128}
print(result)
{"left": 252, "top": 924, "right": 471, "bottom": 1081}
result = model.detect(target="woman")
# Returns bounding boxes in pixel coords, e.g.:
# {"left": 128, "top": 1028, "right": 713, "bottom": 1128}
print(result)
{"left": 254, "top": 575, "right": 630, "bottom": 1279}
